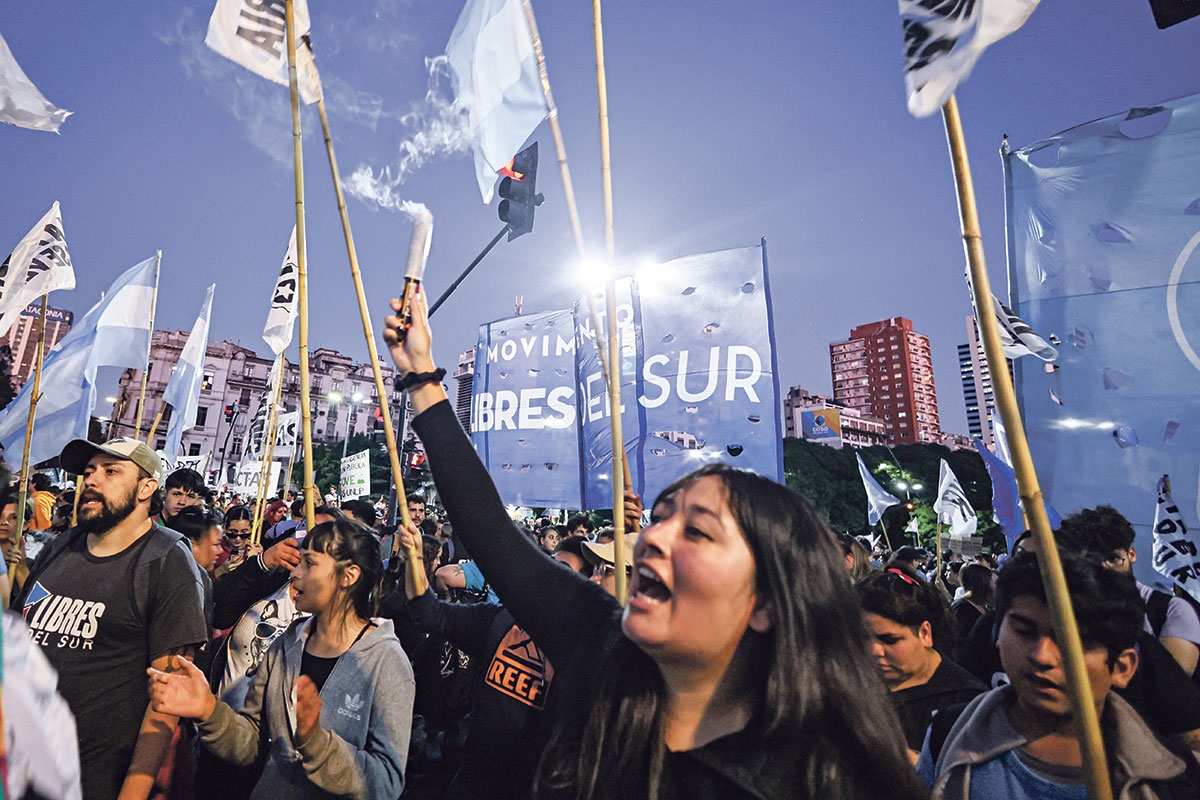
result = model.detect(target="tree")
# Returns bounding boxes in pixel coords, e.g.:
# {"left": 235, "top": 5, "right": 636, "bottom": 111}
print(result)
{"left": 292, "top": 434, "right": 397, "bottom": 501}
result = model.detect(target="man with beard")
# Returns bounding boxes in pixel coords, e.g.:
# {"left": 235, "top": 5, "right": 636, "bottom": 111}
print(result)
{"left": 18, "top": 437, "right": 208, "bottom": 800}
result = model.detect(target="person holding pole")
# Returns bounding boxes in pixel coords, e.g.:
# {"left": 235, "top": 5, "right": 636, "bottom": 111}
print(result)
{"left": 382, "top": 289, "right": 925, "bottom": 800}
{"left": 917, "top": 551, "right": 1200, "bottom": 798}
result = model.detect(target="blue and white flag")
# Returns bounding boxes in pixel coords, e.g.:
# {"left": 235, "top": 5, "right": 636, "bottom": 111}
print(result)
{"left": 162, "top": 284, "right": 215, "bottom": 461}
{"left": 0, "top": 30, "right": 71, "bottom": 132}
{"left": 0, "top": 202, "right": 76, "bottom": 338}
{"left": 900, "top": 0, "right": 1041, "bottom": 118}
{"left": 857, "top": 453, "right": 901, "bottom": 526}
{"left": 975, "top": 436, "right": 1062, "bottom": 551}
{"left": 446, "top": 0, "right": 549, "bottom": 203}
{"left": 1152, "top": 476, "right": 1200, "bottom": 603}
{"left": 1006, "top": 92, "right": 1200, "bottom": 588}
{"left": 0, "top": 257, "right": 156, "bottom": 467}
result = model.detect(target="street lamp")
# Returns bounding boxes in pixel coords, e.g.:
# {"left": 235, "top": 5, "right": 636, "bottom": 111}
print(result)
{"left": 327, "top": 390, "right": 365, "bottom": 461}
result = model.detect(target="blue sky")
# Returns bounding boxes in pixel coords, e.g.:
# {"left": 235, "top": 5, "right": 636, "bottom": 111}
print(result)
{"left": 1, "top": 1, "right": 1198, "bottom": 435}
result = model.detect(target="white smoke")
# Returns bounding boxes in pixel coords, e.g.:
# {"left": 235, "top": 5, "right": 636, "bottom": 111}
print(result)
{"left": 343, "top": 56, "right": 470, "bottom": 218}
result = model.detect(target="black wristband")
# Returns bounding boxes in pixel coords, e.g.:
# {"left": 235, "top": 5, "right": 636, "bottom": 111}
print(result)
{"left": 394, "top": 367, "right": 446, "bottom": 392}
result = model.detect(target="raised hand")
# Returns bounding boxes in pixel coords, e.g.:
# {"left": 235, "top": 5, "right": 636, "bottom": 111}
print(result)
{"left": 294, "top": 675, "right": 323, "bottom": 745}
{"left": 147, "top": 655, "right": 217, "bottom": 721}
{"left": 382, "top": 289, "right": 435, "bottom": 377}
{"left": 263, "top": 536, "right": 302, "bottom": 571}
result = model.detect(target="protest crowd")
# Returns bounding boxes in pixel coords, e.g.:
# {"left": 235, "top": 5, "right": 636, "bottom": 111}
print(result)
{"left": 0, "top": 292, "right": 1192, "bottom": 800}
{"left": 1, "top": 0, "right": 1198, "bottom": 798}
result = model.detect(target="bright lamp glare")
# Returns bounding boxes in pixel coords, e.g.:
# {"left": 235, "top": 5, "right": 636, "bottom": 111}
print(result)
{"left": 352, "top": 391, "right": 364, "bottom": 403}
{"left": 327, "top": 390, "right": 343, "bottom": 404}
{"left": 576, "top": 257, "right": 612, "bottom": 286}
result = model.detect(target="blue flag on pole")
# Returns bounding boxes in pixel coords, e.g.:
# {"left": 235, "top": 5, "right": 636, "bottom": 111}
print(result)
{"left": 1004, "top": 95, "right": 1200, "bottom": 585}
{"left": 857, "top": 452, "right": 901, "bottom": 526}
{"left": 162, "top": 284, "right": 215, "bottom": 461}
{"left": 446, "top": 0, "right": 549, "bottom": 203}
{"left": 0, "top": 257, "right": 156, "bottom": 467}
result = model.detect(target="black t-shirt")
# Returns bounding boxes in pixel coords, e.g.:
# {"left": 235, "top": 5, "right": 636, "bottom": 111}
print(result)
{"left": 892, "top": 657, "right": 986, "bottom": 750}
{"left": 21, "top": 526, "right": 209, "bottom": 800}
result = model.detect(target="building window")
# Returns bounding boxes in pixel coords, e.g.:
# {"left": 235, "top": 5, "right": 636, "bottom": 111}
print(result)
{"left": 240, "top": 388, "right": 252, "bottom": 405}
{"left": 232, "top": 436, "right": 243, "bottom": 457}
{"left": 188, "top": 443, "right": 202, "bottom": 456}
{"left": 156, "top": 439, "right": 166, "bottom": 450}
{"left": 202, "top": 371, "right": 215, "bottom": 391}
{"left": 195, "top": 406, "right": 208, "bottom": 427}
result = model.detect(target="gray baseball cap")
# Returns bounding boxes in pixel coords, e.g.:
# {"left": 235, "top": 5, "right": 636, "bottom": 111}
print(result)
{"left": 60, "top": 437, "right": 163, "bottom": 481}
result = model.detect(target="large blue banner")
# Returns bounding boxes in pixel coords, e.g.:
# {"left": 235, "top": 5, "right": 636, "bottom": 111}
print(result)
{"left": 471, "top": 308, "right": 580, "bottom": 507}
{"left": 472, "top": 243, "right": 783, "bottom": 509}
{"left": 1005, "top": 94, "right": 1200, "bottom": 589}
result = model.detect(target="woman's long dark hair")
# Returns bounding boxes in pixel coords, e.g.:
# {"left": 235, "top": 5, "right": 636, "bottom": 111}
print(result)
{"left": 534, "top": 464, "right": 927, "bottom": 800}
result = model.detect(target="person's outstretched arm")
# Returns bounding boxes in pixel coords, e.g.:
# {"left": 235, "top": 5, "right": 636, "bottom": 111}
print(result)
{"left": 383, "top": 290, "right": 618, "bottom": 664}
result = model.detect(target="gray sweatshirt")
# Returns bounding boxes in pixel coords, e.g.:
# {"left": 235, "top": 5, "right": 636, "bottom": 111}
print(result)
{"left": 199, "top": 616, "right": 414, "bottom": 800}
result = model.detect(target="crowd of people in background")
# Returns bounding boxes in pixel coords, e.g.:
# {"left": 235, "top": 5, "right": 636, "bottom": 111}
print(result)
{"left": 0, "top": 291, "right": 1197, "bottom": 799}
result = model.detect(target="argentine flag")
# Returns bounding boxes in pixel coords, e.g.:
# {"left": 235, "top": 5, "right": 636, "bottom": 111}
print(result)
{"left": 0, "top": 257, "right": 157, "bottom": 467}
{"left": 162, "top": 284, "right": 216, "bottom": 461}
{"left": 857, "top": 453, "right": 901, "bottom": 526}
{"left": 446, "top": 0, "right": 549, "bottom": 203}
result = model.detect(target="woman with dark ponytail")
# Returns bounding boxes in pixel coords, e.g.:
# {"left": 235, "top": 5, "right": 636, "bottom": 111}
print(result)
{"left": 148, "top": 518, "right": 415, "bottom": 799}
{"left": 381, "top": 289, "right": 928, "bottom": 800}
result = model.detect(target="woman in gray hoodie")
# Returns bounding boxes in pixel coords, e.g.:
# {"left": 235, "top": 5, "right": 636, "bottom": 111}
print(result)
{"left": 148, "top": 518, "right": 415, "bottom": 800}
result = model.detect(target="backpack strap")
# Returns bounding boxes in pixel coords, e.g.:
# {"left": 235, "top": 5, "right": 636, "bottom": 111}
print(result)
{"left": 133, "top": 525, "right": 202, "bottom": 626}
{"left": 17, "top": 527, "right": 87, "bottom": 607}
{"left": 1146, "top": 590, "right": 1172, "bottom": 639}
{"left": 928, "top": 701, "right": 970, "bottom": 764}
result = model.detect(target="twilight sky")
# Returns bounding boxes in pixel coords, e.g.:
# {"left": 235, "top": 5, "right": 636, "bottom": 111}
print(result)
{"left": 1, "top": 1, "right": 1198, "bottom": 435}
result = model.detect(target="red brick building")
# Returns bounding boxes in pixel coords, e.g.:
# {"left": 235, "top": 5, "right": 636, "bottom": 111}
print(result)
{"left": 830, "top": 317, "right": 940, "bottom": 445}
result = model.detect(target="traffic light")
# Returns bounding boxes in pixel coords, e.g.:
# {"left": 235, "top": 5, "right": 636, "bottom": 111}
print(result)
{"left": 224, "top": 404, "right": 236, "bottom": 423}
{"left": 498, "top": 142, "right": 543, "bottom": 241}
{"left": 904, "top": 501, "right": 915, "bottom": 511}
{"left": 372, "top": 407, "right": 385, "bottom": 444}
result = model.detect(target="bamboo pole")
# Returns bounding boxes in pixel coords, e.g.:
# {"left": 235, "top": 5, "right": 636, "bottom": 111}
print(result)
{"left": 284, "top": 0, "right": 316, "bottom": 532}
{"left": 313, "top": 97, "right": 424, "bottom": 592}
{"left": 145, "top": 404, "right": 167, "bottom": 447}
{"left": 591, "top": 0, "right": 627, "bottom": 604}
{"left": 132, "top": 251, "right": 162, "bottom": 437}
{"left": 941, "top": 94, "right": 1111, "bottom": 800}
{"left": 13, "top": 297, "right": 49, "bottom": 546}
{"left": 520, "top": 0, "right": 584, "bottom": 258}
{"left": 251, "top": 358, "right": 286, "bottom": 546}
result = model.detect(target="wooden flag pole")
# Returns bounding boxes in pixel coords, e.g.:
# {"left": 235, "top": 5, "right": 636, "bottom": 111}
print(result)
{"left": 252, "top": 359, "right": 286, "bottom": 546}
{"left": 941, "top": 94, "right": 1111, "bottom": 800}
{"left": 133, "top": 250, "right": 162, "bottom": 438}
{"left": 145, "top": 403, "right": 168, "bottom": 447}
{"left": 284, "top": 0, "right": 316, "bottom": 532}
{"left": 313, "top": 97, "right": 424, "bottom": 592}
{"left": 592, "top": 0, "right": 627, "bottom": 604}
{"left": 520, "top": 0, "right": 585, "bottom": 258}
{"left": 13, "top": 296, "right": 49, "bottom": 547}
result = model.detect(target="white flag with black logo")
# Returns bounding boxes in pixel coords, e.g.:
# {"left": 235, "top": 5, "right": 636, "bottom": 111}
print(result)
{"left": 0, "top": 202, "right": 76, "bottom": 338}
{"left": 1152, "top": 476, "right": 1200, "bottom": 604}
{"left": 262, "top": 226, "right": 300, "bottom": 355}
{"left": 933, "top": 459, "right": 977, "bottom": 537}
{"left": 900, "top": 0, "right": 1042, "bottom": 118}
{"left": 206, "top": 0, "right": 322, "bottom": 104}
{"left": 988, "top": 294, "right": 1058, "bottom": 361}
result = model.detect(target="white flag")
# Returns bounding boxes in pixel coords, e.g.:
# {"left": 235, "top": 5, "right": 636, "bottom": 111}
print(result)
{"left": 162, "top": 285, "right": 216, "bottom": 461}
{"left": 205, "top": 0, "right": 322, "bottom": 104}
{"left": 900, "top": 0, "right": 1042, "bottom": 118}
{"left": 932, "top": 459, "right": 978, "bottom": 537}
{"left": 0, "top": 31, "right": 71, "bottom": 132}
{"left": 856, "top": 453, "right": 901, "bottom": 526}
{"left": 905, "top": 516, "right": 919, "bottom": 534}
{"left": 990, "top": 295, "right": 1057, "bottom": 361}
{"left": 446, "top": 0, "right": 550, "bottom": 203}
{"left": 0, "top": 202, "right": 76, "bottom": 338}
{"left": 246, "top": 356, "right": 283, "bottom": 458}
{"left": 1152, "top": 476, "right": 1200, "bottom": 604}
{"left": 273, "top": 410, "right": 299, "bottom": 457}
{"left": 262, "top": 226, "right": 299, "bottom": 355}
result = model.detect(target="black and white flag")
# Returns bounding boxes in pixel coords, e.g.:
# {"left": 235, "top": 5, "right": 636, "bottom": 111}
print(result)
{"left": 262, "top": 227, "right": 300, "bottom": 356}
{"left": 206, "top": 0, "right": 322, "bottom": 103}
{"left": 900, "top": 0, "right": 1041, "bottom": 118}
{"left": 0, "top": 202, "right": 76, "bottom": 338}
{"left": 990, "top": 294, "right": 1058, "bottom": 361}
{"left": 1152, "top": 475, "right": 1200, "bottom": 604}
{"left": 933, "top": 458, "right": 977, "bottom": 537}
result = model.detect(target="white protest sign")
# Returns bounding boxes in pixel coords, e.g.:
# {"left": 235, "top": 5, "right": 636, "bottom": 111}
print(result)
{"left": 229, "top": 460, "right": 283, "bottom": 499}
{"left": 340, "top": 450, "right": 370, "bottom": 499}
